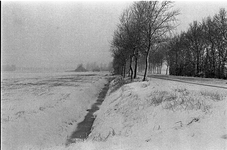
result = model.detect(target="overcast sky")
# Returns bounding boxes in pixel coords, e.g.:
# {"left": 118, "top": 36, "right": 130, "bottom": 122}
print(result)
{"left": 2, "top": 1, "right": 227, "bottom": 69}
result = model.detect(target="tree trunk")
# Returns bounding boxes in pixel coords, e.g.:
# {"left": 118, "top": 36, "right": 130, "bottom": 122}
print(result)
{"left": 121, "top": 66, "right": 124, "bottom": 77}
{"left": 166, "top": 64, "right": 169, "bottom": 75}
{"left": 129, "top": 55, "right": 133, "bottom": 81}
{"left": 221, "top": 62, "right": 225, "bottom": 79}
{"left": 134, "top": 54, "right": 138, "bottom": 79}
{"left": 211, "top": 44, "right": 216, "bottom": 78}
{"left": 123, "top": 64, "right": 126, "bottom": 78}
{"left": 196, "top": 49, "right": 200, "bottom": 76}
{"left": 160, "top": 62, "right": 163, "bottom": 74}
{"left": 143, "top": 51, "right": 149, "bottom": 81}
{"left": 122, "top": 65, "right": 124, "bottom": 77}
{"left": 204, "top": 48, "right": 209, "bottom": 78}
{"left": 175, "top": 48, "right": 178, "bottom": 75}
{"left": 218, "top": 61, "right": 221, "bottom": 79}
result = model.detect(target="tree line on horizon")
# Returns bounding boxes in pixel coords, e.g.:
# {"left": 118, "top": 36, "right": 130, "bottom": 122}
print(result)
{"left": 110, "top": 1, "right": 227, "bottom": 80}
{"left": 76, "top": 62, "right": 112, "bottom": 72}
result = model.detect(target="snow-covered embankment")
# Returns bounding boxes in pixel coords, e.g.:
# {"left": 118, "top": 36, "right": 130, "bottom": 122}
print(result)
{"left": 70, "top": 77, "right": 227, "bottom": 150}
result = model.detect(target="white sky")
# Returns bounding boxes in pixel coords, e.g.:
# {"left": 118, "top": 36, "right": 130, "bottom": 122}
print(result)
{"left": 1, "top": 1, "right": 227, "bottom": 69}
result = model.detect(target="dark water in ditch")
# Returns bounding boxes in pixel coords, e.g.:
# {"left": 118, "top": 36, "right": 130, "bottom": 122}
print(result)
{"left": 66, "top": 77, "right": 113, "bottom": 146}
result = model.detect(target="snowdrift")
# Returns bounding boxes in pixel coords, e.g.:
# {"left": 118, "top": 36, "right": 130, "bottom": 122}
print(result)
{"left": 67, "top": 77, "right": 227, "bottom": 150}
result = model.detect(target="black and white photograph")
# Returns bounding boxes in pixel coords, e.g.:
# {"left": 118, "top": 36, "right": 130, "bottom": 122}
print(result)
{"left": 1, "top": 0, "right": 227, "bottom": 150}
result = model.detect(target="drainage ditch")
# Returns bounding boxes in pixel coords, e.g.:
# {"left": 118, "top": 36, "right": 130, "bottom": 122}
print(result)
{"left": 66, "top": 77, "right": 113, "bottom": 146}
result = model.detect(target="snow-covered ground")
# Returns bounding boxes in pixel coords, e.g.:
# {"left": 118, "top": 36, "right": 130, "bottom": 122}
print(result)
{"left": 2, "top": 73, "right": 227, "bottom": 150}
{"left": 1, "top": 71, "right": 108, "bottom": 150}
{"left": 63, "top": 77, "right": 227, "bottom": 150}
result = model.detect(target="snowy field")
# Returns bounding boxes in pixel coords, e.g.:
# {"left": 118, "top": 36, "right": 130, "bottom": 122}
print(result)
{"left": 1, "top": 71, "right": 109, "bottom": 150}
{"left": 63, "top": 77, "right": 227, "bottom": 150}
{"left": 2, "top": 73, "right": 227, "bottom": 150}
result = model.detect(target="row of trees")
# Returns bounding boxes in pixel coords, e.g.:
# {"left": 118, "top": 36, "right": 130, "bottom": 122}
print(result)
{"left": 75, "top": 62, "right": 112, "bottom": 72}
{"left": 111, "top": 1, "right": 179, "bottom": 81}
{"left": 111, "top": 1, "right": 226, "bottom": 80}
{"left": 167, "top": 8, "right": 227, "bottom": 79}
{"left": 86, "top": 62, "right": 112, "bottom": 72}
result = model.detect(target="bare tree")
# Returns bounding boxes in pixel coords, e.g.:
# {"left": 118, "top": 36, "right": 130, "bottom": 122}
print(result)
{"left": 119, "top": 8, "right": 135, "bottom": 80}
{"left": 111, "top": 29, "right": 128, "bottom": 77}
{"left": 130, "top": 3, "right": 147, "bottom": 79}
{"left": 133, "top": 1, "right": 179, "bottom": 81}
{"left": 166, "top": 8, "right": 227, "bottom": 79}
{"left": 213, "top": 8, "right": 227, "bottom": 78}
{"left": 186, "top": 21, "right": 205, "bottom": 76}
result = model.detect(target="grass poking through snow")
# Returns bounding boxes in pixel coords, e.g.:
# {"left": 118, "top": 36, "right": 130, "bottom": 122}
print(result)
{"left": 200, "top": 91, "right": 224, "bottom": 101}
{"left": 147, "top": 88, "right": 219, "bottom": 113}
